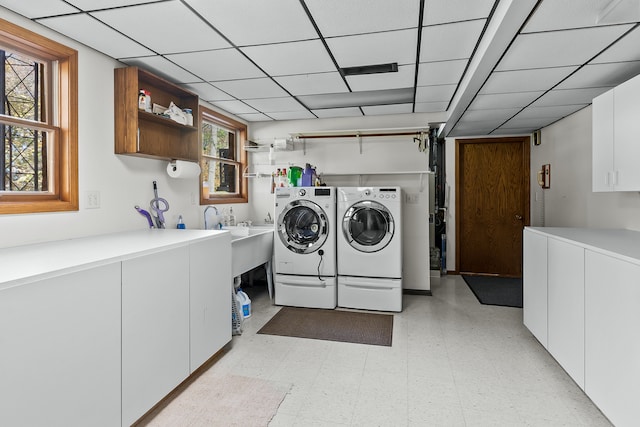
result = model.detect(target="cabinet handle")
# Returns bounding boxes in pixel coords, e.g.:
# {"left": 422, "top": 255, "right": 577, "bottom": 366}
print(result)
{"left": 613, "top": 170, "right": 619, "bottom": 186}
{"left": 515, "top": 214, "right": 523, "bottom": 221}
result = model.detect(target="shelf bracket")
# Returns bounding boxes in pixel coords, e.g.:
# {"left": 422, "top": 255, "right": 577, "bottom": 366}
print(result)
{"left": 357, "top": 133, "right": 362, "bottom": 154}
{"left": 303, "top": 138, "right": 307, "bottom": 155}
{"left": 419, "top": 173, "right": 425, "bottom": 193}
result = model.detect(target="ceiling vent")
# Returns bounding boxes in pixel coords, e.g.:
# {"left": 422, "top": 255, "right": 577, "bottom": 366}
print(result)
{"left": 340, "top": 62, "right": 399, "bottom": 76}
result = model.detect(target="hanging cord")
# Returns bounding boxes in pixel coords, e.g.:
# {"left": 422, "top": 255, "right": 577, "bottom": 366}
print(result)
{"left": 317, "top": 249, "right": 325, "bottom": 281}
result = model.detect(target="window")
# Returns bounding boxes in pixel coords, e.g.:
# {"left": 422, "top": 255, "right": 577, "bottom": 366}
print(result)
{"left": 200, "top": 107, "right": 247, "bottom": 204}
{"left": 0, "top": 18, "right": 78, "bottom": 214}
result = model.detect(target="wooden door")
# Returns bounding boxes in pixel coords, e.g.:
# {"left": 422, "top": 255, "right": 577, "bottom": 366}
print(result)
{"left": 456, "top": 137, "right": 530, "bottom": 277}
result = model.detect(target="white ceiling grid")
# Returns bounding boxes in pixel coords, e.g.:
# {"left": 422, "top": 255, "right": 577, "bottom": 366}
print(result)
{"left": 0, "top": 0, "right": 639, "bottom": 136}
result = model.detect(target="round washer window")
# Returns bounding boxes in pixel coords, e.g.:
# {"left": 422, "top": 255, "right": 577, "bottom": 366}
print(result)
{"left": 278, "top": 200, "right": 329, "bottom": 254}
{"left": 342, "top": 200, "right": 394, "bottom": 253}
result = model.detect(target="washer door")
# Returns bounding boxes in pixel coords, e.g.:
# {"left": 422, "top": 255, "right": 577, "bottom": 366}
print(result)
{"left": 278, "top": 200, "right": 329, "bottom": 254}
{"left": 342, "top": 200, "right": 394, "bottom": 253}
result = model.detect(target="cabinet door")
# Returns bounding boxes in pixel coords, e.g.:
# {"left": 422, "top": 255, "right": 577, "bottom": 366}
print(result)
{"left": 0, "top": 264, "right": 121, "bottom": 427}
{"left": 523, "top": 230, "right": 548, "bottom": 347}
{"left": 592, "top": 88, "right": 614, "bottom": 192}
{"left": 547, "top": 238, "right": 585, "bottom": 388}
{"left": 122, "top": 247, "right": 190, "bottom": 426}
{"left": 189, "top": 235, "right": 232, "bottom": 371}
{"left": 585, "top": 250, "right": 640, "bottom": 427}
{"left": 613, "top": 75, "right": 640, "bottom": 191}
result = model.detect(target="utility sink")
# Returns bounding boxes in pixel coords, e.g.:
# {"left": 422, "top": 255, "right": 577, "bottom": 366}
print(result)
{"left": 225, "top": 225, "right": 274, "bottom": 280}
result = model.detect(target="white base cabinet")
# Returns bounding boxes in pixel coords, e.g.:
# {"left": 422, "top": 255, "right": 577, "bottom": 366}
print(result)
{"left": 189, "top": 236, "right": 232, "bottom": 371}
{"left": 0, "top": 263, "right": 122, "bottom": 427}
{"left": 0, "top": 230, "right": 232, "bottom": 427}
{"left": 585, "top": 250, "right": 640, "bottom": 427}
{"left": 523, "top": 227, "right": 640, "bottom": 427}
{"left": 523, "top": 230, "right": 548, "bottom": 346}
{"left": 547, "top": 238, "right": 584, "bottom": 389}
{"left": 122, "top": 247, "right": 191, "bottom": 426}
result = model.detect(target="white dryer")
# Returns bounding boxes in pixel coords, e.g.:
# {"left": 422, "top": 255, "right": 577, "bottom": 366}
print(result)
{"left": 274, "top": 186, "right": 337, "bottom": 309}
{"left": 337, "top": 187, "right": 402, "bottom": 312}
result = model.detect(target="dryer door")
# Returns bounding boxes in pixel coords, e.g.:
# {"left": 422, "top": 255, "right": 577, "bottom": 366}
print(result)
{"left": 342, "top": 200, "right": 394, "bottom": 253}
{"left": 277, "top": 200, "right": 329, "bottom": 254}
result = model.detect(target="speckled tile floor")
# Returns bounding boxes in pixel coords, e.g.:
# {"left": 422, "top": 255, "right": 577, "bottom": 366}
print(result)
{"left": 166, "top": 275, "right": 612, "bottom": 427}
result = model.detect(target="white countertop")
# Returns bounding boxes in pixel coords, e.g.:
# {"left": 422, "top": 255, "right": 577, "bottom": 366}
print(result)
{"left": 0, "top": 229, "right": 230, "bottom": 291}
{"left": 526, "top": 227, "right": 640, "bottom": 266}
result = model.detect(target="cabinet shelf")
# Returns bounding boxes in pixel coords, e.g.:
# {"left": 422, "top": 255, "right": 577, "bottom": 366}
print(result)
{"left": 114, "top": 66, "right": 199, "bottom": 161}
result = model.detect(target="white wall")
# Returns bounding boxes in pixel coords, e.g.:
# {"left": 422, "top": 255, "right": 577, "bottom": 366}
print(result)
{"left": 249, "top": 113, "right": 446, "bottom": 291}
{"left": 0, "top": 10, "right": 249, "bottom": 249}
{"left": 531, "top": 105, "right": 640, "bottom": 231}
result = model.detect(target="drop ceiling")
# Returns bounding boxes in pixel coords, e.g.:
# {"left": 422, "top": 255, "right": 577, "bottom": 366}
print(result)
{"left": 1, "top": 0, "right": 640, "bottom": 137}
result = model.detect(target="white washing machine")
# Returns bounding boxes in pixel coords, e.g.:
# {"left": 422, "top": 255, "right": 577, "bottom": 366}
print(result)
{"left": 274, "top": 186, "right": 337, "bottom": 309}
{"left": 337, "top": 187, "right": 402, "bottom": 312}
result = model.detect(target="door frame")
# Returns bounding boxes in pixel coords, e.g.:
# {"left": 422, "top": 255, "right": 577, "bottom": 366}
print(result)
{"left": 454, "top": 136, "right": 530, "bottom": 276}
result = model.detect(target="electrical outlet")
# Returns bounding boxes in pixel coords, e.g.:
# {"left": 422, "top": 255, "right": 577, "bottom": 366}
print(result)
{"left": 86, "top": 191, "right": 100, "bottom": 209}
{"left": 405, "top": 193, "right": 419, "bottom": 204}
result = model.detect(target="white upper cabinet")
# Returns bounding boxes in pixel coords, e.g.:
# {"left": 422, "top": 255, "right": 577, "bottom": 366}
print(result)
{"left": 592, "top": 74, "right": 640, "bottom": 191}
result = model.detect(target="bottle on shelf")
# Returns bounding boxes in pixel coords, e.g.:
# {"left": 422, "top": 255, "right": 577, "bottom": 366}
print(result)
{"left": 270, "top": 172, "right": 276, "bottom": 194}
{"left": 280, "top": 168, "right": 287, "bottom": 187}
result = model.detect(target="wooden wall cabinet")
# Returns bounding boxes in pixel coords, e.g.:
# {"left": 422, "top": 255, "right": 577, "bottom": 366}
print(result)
{"left": 114, "top": 66, "right": 199, "bottom": 161}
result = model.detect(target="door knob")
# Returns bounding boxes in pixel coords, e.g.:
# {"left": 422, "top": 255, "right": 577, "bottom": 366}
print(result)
{"left": 515, "top": 214, "right": 523, "bottom": 220}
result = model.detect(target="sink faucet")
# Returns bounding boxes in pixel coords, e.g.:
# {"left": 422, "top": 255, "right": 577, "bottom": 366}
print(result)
{"left": 265, "top": 212, "right": 273, "bottom": 224}
{"left": 204, "top": 205, "right": 220, "bottom": 230}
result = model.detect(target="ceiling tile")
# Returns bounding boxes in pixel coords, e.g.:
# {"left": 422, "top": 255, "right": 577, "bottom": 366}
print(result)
{"left": 415, "top": 84, "right": 456, "bottom": 103}
{"left": 213, "top": 100, "right": 259, "bottom": 115}
{"left": 417, "top": 59, "right": 468, "bottom": 86}
{"left": 182, "top": 82, "right": 234, "bottom": 102}
{"left": 268, "top": 111, "right": 317, "bottom": 120}
{"left": 346, "top": 65, "right": 415, "bottom": 91}
{"left": 184, "top": 0, "right": 316, "bottom": 46}
{"left": 91, "top": 1, "right": 230, "bottom": 54}
{"left": 501, "top": 116, "right": 557, "bottom": 129}
{"left": 450, "top": 121, "right": 499, "bottom": 136}
{"left": 122, "top": 56, "right": 201, "bottom": 84}
{"left": 523, "top": 0, "right": 639, "bottom": 32}
{"left": 66, "top": 0, "right": 159, "bottom": 10}
{"left": 420, "top": 20, "right": 486, "bottom": 62}
{"left": 326, "top": 29, "right": 418, "bottom": 68}
{"left": 530, "top": 87, "right": 611, "bottom": 107}
{"left": 214, "top": 78, "right": 289, "bottom": 99}
{"left": 274, "top": 72, "right": 349, "bottom": 96}
{"left": 470, "top": 91, "right": 545, "bottom": 110}
{"left": 38, "top": 14, "right": 154, "bottom": 58}
{"left": 557, "top": 61, "right": 640, "bottom": 89}
{"left": 362, "top": 103, "right": 414, "bottom": 115}
{"left": 514, "top": 104, "right": 586, "bottom": 120}
{"left": 423, "top": 0, "right": 495, "bottom": 26}
{"left": 0, "top": 0, "right": 77, "bottom": 18}
{"left": 481, "top": 66, "right": 577, "bottom": 94}
{"left": 241, "top": 40, "right": 335, "bottom": 76}
{"left": 461, "top": 108, "right": 521, "bottom": 122}
{"left": 312, "top": 107, "right": 363, "bottom": 118}
{"left": 496, "top": 25, "right": 633, "bottom": 71}
{"left": 236, "top": 113, "right": 273, "bottom": 122}
{"left": 305, "top": 0, "right": 420, "bottom": 37}
{"left": 414, "top": 101, "right": 448, "bottom": 113}
{"left": 166, "top": 49, "right": 265, "bottom": 81}
{"left": 489, "top": 127, "right": 536, "bottom": 135}
{"left": 592, "top": 25, "right": 640, "bottom": 64}
{"left": 244, "top": 97, "right": 307, "bottom": 113}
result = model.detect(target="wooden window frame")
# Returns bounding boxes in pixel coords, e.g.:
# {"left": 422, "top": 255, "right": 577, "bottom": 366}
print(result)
{"left": 200, "top": 106, "right": 247, "bottom": 205}
{"left": 0, "top": 18, "right": 78, "bottom": 214}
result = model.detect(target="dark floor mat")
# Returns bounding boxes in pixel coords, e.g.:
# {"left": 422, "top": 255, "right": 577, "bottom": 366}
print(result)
{"left": 462, "top": 275, "right": 523, "bottom": 308}
{"left": 258, "top": 307, "right": 393, "bottom": 346}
